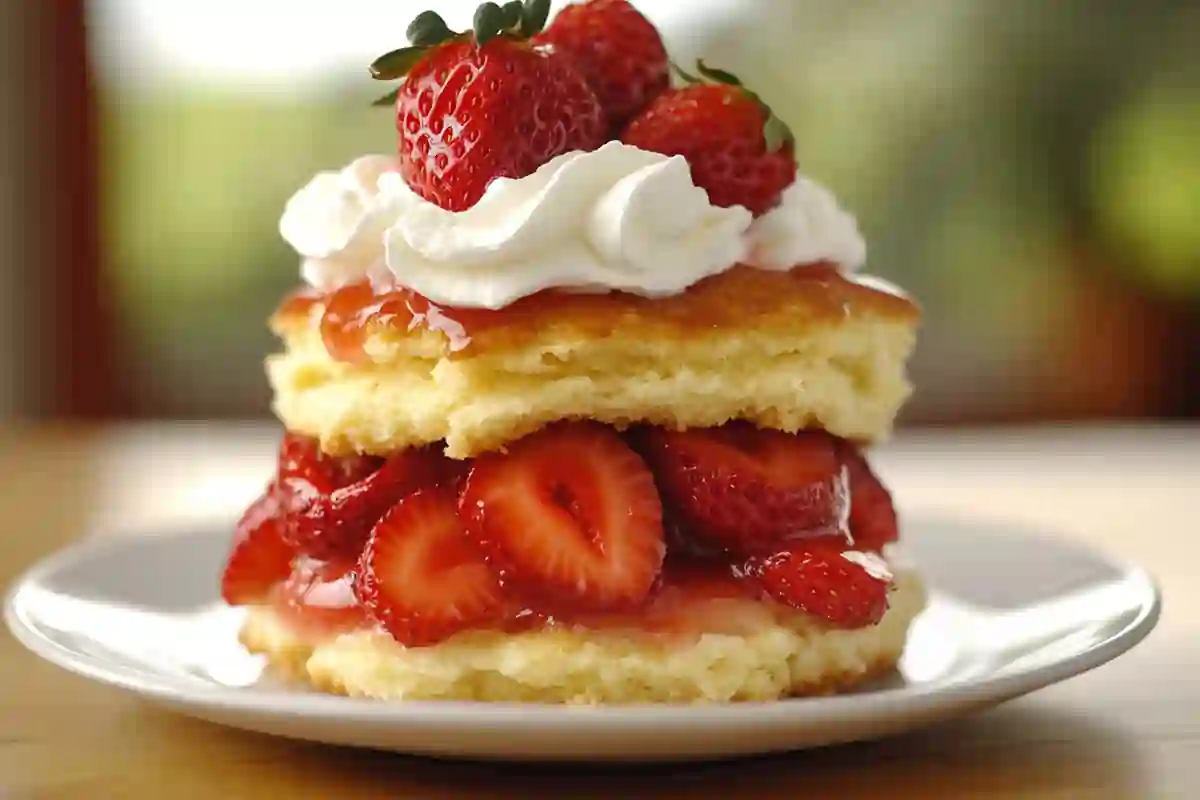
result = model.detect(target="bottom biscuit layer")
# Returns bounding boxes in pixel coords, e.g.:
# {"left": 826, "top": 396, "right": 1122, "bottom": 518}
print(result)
{"left": 240, "top": 570, "right": 926, "bottom": 704}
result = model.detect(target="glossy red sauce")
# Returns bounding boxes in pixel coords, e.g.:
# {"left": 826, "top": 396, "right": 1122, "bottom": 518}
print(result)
{"left": 272, "top": 556, "right": 371, "bottom": 638}
{"left": 273, "top": 263, "right": 917, "bottom": 363}
{"left": 278, "top": 552, "right": 770, "bottom": 642}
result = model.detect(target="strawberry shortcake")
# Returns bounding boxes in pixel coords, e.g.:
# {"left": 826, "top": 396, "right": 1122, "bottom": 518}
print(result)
{"left": 222, "top": 0, "right": 925, "bottom": 704}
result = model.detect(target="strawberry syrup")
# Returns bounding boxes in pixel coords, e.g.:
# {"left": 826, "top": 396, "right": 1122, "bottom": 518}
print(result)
{"left": 276, "top": 551, "right": 770, "bottom": 644}
{"left": 274, "top": 263, "right": 915, "bottom": 363}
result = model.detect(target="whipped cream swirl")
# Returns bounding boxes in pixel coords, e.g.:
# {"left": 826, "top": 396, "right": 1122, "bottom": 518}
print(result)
{"left": 747, "top": 178, "right": 867, "bottom": 271}
{"left": 278, "top": 154, "right": 415, "bottom": 293}
{"left": 384, "top": 141, "right": 752, "bottom": 308}
{"left": 279, "top": 142, "right": 868, "bottom": 308}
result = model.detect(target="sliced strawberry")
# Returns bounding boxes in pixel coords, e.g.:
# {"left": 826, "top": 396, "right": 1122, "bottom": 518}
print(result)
{"left": 276, "top": 432, "right": 381, "bottom": 511}
{"left": 273, "top": 555, "right": 369, "bottom": 637}
{"left": 221, "top": 486, "right": 296, "bottom": 606}
{"left": 662, "top": 510, "right": 723, "bottom": 559}
{"left": 841, "top": 443, "right": 900, "bottom": 552}
{"left": 635, "top": 423, "right": 849, "bottom": 555}
{"left": 357, "top": 487, "right": 504, "bottom": 647}
{"left": 439, "top": 454, "right": 473, "bottom": 494}
{"left": 286, "top": 446, "right": 453, "bottom": 559}
{"left": 738, "top": 537, "right": 892, "bottom": 629}
{"left": 461, "top": 421, "right": 665, "bottom": 611}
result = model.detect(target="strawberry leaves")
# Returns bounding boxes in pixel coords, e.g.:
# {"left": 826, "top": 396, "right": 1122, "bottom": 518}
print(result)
{"left": 371, "top": 87, "right": 402, "bottom": 108}
{"left": 370, "top": 0, "right": 554, "bottom": 106}
{"left": 519, "top": 0, "right": 552, "bottom": 36}
{"left": 370, "top": 47, "right": 430, "bottom": 80}
{"left": 693, "top": 59, "right": 742, "bottom": 87}
{"left": 408, "top": 10, "right": 456, "bottom": 46}
{"left": 474, "top": 0, "right": 547, "bottom": 45}
{"left": 473, "top": 3, "right": 507, "bottom": 45}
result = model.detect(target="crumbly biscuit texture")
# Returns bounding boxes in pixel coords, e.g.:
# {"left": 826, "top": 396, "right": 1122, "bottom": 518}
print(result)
{"left": 240, "top": 570, "right": 925, "bottom": 704}
{"left": 269, "top": 270, "right": 918, "bottom": 458}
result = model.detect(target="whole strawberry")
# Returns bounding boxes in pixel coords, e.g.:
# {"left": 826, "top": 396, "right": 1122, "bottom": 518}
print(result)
{"left": 621, "top": 60, "right": 797, "bottom": 216}
{"left": 535, "top": 0, "right": 669, "bottom": 131}
{"left": 370, "top": 1, "right": 605, "bottom": 211}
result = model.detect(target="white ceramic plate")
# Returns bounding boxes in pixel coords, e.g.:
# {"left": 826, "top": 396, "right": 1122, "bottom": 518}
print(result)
{"left": 5, "top": 514, "right": 1159, "bottom": 762}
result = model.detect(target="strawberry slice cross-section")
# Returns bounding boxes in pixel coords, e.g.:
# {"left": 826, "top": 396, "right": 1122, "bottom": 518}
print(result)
{"left": 461, "top": 421, "right": 666, "bottom": 612}
{"left": 356, "top": 487, "right": 504, "bottom": 647}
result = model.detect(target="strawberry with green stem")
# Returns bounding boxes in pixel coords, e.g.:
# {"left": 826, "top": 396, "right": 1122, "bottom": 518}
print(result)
{"left": 621, "top": 59, "right": 798, "bottom": 216}
{"left": 369, "top": 0, "right": 604, "bottom": 211}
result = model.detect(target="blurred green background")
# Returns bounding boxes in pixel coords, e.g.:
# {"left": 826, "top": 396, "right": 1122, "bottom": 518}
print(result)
{"left": 8, "top": 0, "right": 1198, "bottom": 423}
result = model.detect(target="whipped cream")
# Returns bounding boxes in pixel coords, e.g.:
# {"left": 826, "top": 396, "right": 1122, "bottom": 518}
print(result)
{"left": 745, "top": 178, "right": 866, "bottom": 271}
{"left": 280, "top": 142, "right": 868, "bottom": 307}
{"left": 278, "top": 155, "right": 415, "bottom": 293}
{"left": 383, "top": 142, "right": 752, "bottom": 308}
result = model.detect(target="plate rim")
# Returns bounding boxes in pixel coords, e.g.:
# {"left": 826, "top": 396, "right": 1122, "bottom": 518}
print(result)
{"left": 3, "top": 519, "right": 1163, "bottom": 731}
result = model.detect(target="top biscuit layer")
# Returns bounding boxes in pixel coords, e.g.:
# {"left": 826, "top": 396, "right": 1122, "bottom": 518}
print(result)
{"left": 268, "top": 265, "right": 919, "bottom": 458}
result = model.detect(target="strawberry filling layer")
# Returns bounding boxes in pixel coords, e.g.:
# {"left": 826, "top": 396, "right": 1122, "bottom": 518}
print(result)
{"left": 222, "top": 422, "right": 900, "bottom": 648}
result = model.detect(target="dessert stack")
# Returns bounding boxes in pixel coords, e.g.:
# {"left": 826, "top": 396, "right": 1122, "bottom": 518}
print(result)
{"left": 221, "top": 0, "right": 924, "bottom": 704}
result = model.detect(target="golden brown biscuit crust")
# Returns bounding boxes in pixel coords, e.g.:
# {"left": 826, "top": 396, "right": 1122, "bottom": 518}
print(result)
{"left": 266, "top": 266, "right": 919, "bottom": 458}
{"left": 270, "top": 264, "right": 919, "bottom": 364}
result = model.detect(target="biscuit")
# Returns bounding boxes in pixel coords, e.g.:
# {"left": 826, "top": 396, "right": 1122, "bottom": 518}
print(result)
{"left": 240, "top": 569, "right": 926, "bottom": 704}
{"left": 268, "top": 266, "right": 918, "bottom": 458}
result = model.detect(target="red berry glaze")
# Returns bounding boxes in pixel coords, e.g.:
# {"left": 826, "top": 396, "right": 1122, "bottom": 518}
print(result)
{"left": 357, "top": 487, "right": 504, "bottom": 647}
{"left": 287, "top": 446, "right": 455, "bottom": 559}
{"left": 841, "top": 443, "right": 900, "bottom": 552}
{"left": 636, "top": 423, "right": 849, "bottom": 555}
{"left": 221, "top": 487, "right": 296, "bottom": 606}
{"left": 274, "top": 556, "right": 370, "bottom": 636}
{"left": 740, "top": 537, "right": 891, "bottom": 629}
{"left": 621, "top": 80, "right": 797, "bottom": 216}
{"left": 536, "top": 0, "right": 669, "bottom": 130}
{"left": 230, "top": 422, "right": 902, "bottom": 642}
{"left": 276, "top": 433, "right": 381, "bottom": 511}
{"left": 560, "top": 555, "right": 770, "bottom": 635}
{"left": 461, "top": 421, "right": 666, "bottom": 611}
{"left": 393, "top": 37, "right": 603, "bottom": 211}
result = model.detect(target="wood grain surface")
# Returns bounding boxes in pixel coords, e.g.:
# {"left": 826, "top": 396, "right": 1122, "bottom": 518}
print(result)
{"left": 1, "top": 422, "right": 1196, "bottom": 799}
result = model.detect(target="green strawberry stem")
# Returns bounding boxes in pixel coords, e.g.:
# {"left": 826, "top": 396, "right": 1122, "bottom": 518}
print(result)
{"left": 371, "top": 87, "right": 402, "bottom": 108}
{"left": 474, "top": 1, "right": 528, "bottom": 44}
{"left": 369, "top": 0, "right": 552, "bottom": 104}
{"left": 407, "top": 11, "right": 455, "bottom": 46}
{"left": 670, "top": 58, "right": 795, "bottom": 153}
{"left": 694, "top": 60, "right": 743, "bottom": 87}
{"left": 519, "top": 0, "right": 551, "bottom": 36}
{"left": 370, "top": 46, "right": 433, "bottom": 80}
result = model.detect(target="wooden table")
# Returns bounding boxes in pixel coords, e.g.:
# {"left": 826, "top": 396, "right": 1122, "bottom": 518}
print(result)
{"left": 1, "top": 422, "right": 1196, "bottom": 798}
